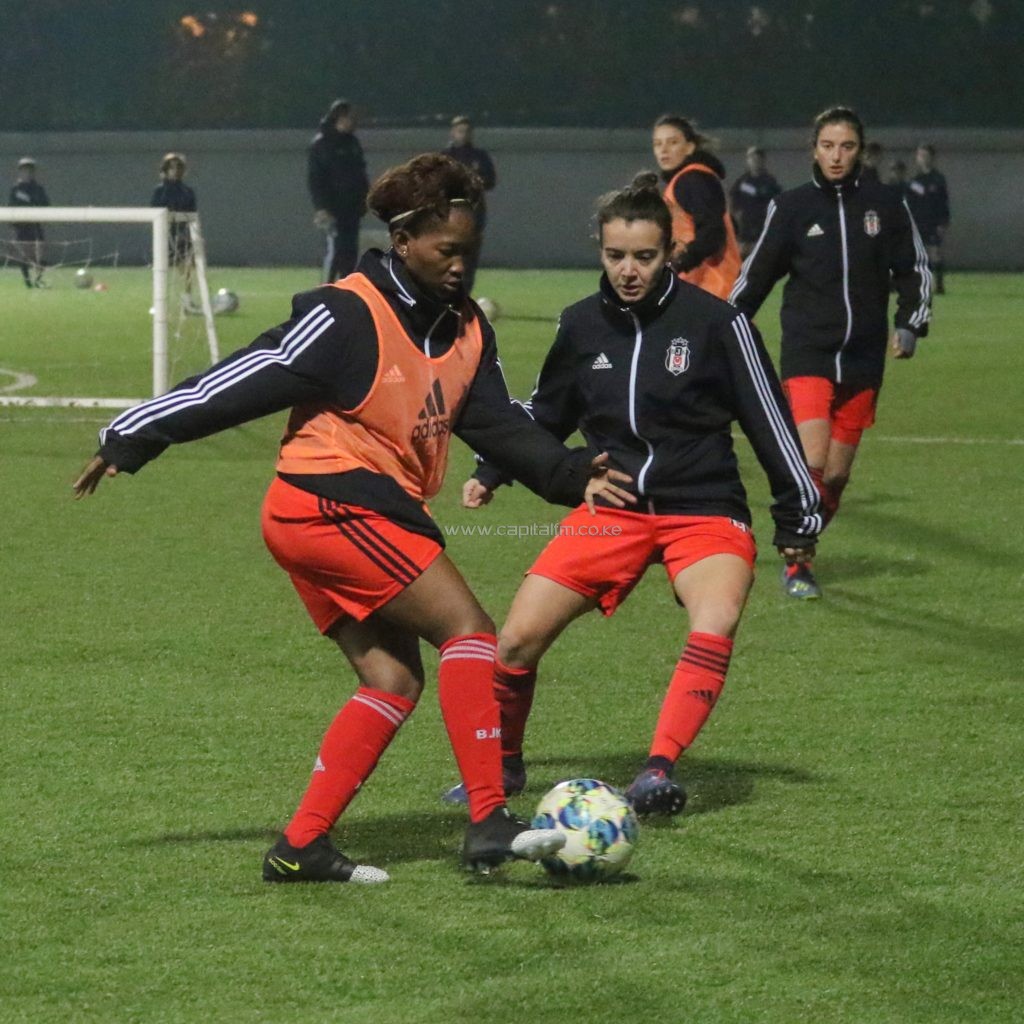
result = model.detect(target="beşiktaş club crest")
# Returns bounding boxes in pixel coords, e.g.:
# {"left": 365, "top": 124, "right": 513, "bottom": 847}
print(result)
{"left": 665, "top": 337, "right": 691, "bottom": 376}
{"left": 864, "top": 210, "right": 881, "bottom": 237}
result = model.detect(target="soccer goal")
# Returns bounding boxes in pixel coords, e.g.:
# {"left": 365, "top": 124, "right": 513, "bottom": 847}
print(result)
{"left": 0, "top": 206, "right": 220, "bottom": 409}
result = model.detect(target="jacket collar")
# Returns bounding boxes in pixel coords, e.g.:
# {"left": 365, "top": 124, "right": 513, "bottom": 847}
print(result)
{"left": 356, "top": 249, "right": 468, "bottom": 353}
{"left": 812, "top": 161, "right": 862, "bottom": 195}
{"left": 661, "top": 148, "right": 727, "bottom": 182}
{"left": 599, "top": 266, "right": 677, "bottom": 326}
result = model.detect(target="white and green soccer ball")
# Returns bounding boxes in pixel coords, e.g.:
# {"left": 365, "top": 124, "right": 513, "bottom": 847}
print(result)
{"left": 74, "top": 268, "right": 94, "bottom": 289}
{"left": 213, "top": 288, "right": 239, "bottom": 315}
{"left": 475, "top": 295, "right": 500, "bottom": 321}
{"left": 532, "top": 778, "right": 638, "bottom": 882}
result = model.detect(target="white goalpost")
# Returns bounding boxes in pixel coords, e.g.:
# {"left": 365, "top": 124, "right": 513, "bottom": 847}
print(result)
{"left": 0, "top": 206, "right": 220, "bottom": 408}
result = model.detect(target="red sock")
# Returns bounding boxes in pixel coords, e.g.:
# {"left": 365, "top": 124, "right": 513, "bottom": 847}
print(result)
{"left": 809, "top": 466, "right": 844, "bottom": 528}
{"left": 823, "top": 477, "right": 847, "bottom": 525}
{"left": 284, "top": 686, "right": 416, "bottom": 847}
{"left": 649, "top": 632, "right": 733, "bottom": 764}
{"left": 438, "top": 633, "right": 504, "bottom": 823}
{"left": 493, "top": 658, "right": 537, "bottom": 759}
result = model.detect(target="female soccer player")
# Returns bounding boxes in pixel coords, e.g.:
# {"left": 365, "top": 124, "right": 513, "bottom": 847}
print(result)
{"left": 652, "top": 115, "right": 741, "bottom": 300}
{"left": 443, "top": 175, "right": 820, "bottom": 815}
{"left": 74, "top": 154, "right": 633, "bottom": 883}
{"left": 730, "top": 106, "right": 932, "bottom": 598}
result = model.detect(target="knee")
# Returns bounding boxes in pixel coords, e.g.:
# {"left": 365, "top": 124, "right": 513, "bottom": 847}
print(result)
{"left": 356, "top": 663, "right": 424, "bottom": 703}
{"left": 437, "top": 610, "right": 496, "bottom": 648}
{"left": 496, "top": 626, "right": 542, "bottom": 670}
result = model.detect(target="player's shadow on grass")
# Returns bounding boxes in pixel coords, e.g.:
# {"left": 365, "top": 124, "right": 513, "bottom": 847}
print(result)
{"left": 817, "top": 555, "right": 929, "bottom": 584}
{"left": 521, "top": 753, "right": 815, "bottom": 823}
{"left": 134, "top": 759, "right": 816, "bottom": 861}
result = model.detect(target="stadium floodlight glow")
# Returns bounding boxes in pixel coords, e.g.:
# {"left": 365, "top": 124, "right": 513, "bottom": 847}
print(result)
{"left": 0, "top": 206, "right": 219, "bottom": 407}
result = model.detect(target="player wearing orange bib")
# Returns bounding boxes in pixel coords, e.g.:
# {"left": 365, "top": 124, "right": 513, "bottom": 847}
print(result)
{"left": 73, "top": 155, "right": 633, "bottom": 884}
{"left": 653, "top": 114, "right": 741, "bottom": 300}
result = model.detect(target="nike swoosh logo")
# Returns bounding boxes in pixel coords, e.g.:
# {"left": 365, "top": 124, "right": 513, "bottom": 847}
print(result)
{"left": 270, "top": 857, "right": 301, "bottom": 873}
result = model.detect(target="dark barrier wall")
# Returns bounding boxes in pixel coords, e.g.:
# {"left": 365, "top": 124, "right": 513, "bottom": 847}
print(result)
{"left": 1, "top": 128, "right": 1021, "bottom": 270}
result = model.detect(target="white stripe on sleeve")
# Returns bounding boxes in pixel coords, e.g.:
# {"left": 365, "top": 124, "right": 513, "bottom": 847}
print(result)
{"left": 731, "top": 315, "right": 823, "bottom": 537}
{"left": 101, "top": 304, "right": 335, "bottom": 442}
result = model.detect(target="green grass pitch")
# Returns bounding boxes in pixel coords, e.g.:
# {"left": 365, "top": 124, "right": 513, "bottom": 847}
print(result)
{"left": 1, "top": 265, "right": 1022, "bottom": 1023}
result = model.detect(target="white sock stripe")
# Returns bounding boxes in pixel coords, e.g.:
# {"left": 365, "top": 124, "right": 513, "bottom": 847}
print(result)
{"left": 352, "top": 693, "right": 407, "bottom": 726}
{"left": 440, "top": 651, "right": 497, "bottom": 664}
{"left": 732, "top": 315, "right": 823, "bottom": 536}
{"left": 102, "top": 305, "right": 334, "bottom": 441}
{"left": 445, "top": 638, "right": 497, "bottom": 654}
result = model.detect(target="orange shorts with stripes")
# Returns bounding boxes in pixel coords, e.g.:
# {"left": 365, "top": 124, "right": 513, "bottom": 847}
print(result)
{"left": 261, "top": 476, "right": 443, "bottom": 633}
{"left": 782, "top": 375, "right": 879, "bottom": 446}
{"left": 527, "top": 506, "right": 756, "bottom": 617}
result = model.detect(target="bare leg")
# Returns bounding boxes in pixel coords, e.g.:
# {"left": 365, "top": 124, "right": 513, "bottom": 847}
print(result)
{"left": 498, "top": 574, "right": 598, "bottom": 669}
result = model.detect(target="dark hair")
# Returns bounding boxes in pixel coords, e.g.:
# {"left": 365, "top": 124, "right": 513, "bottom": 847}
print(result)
{"left": 595, "top": 172, "right": 672, "bottom": 250}
{"left": 368, "top": 153, "right": 483, "bottom": 236}
{"left": 654, "top": 114, "right": 712, "bottom": 151}
{"left": 812, "top": 106, "right": 865, "bottom": 147}
{"left": 321, "top": 98, "right": 352, "bottom": 127}
{"left": 917, "top": 143, "right": 936, "bottom": 156}
{"left": 746, "top": 145, "right": 766, "bottom": 159}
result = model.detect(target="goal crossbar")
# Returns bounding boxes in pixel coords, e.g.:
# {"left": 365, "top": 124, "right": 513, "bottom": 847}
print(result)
{"left": 0, "top": 206, "right": 219, "bottom": 407}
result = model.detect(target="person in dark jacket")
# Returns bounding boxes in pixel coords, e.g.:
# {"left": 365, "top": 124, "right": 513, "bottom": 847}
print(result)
{"left": 150, "top": 152, "right": 198, "bottom": 302}
{"left": 73, "top": 154, "right": 632, "bottom": 885}
{"left": 9, "top": 156, "right": 50, "bottom": 288}
{"left": 860, "top": 141, "right": 884, "bottom": 186}
{"left": 907, "top": 144, "right": 950, "bottom": 294}
{"left": 728, "top": 146, "right": 782, "bottom": 258}
{"left": 443, "top": 115, "right": 497, "bottom": 294}
{"left": 730, "top": 106, "right": 932, "bottom": 599}
{"left": 653, "top": 114, "right": 742, "bottom": 299}
{"left": 441, "top": 175, "right": 820, "bottom": 816}
{"left": 307, "top": 98, "right": 369, "bottom": 282}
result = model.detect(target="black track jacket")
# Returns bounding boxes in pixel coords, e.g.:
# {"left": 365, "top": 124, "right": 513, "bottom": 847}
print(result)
{"left": 729, "top": 163, "right": 932, "bottom": 387}
{"left": 96, "top": 251, "right": 595, "bottom": 543}
{"left": 475, "top": 270, "right": 821, "bottom": 549}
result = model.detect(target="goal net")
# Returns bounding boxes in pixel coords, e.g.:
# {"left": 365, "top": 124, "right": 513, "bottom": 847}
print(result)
{"left": 0, "top": 206, "right": 220, "bottom": 409}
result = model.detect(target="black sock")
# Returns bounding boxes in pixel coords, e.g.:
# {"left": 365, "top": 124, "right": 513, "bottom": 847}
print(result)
{"left": 645, "top": 755, "right": 674, "bottom": 775}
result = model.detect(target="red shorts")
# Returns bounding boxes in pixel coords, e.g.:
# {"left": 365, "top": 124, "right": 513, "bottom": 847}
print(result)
{"left": 527, "top": 506, "right": 756, "bottom": 617}
{"left": 783, "top": 376, "right": 879, "bottom": 446}
{"left": 261, "top": 477, "right": 442, "bottom": 633}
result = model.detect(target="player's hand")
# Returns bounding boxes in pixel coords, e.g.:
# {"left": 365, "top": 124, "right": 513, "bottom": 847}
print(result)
{"left": 462, "top": 478, "right": 494, "bottom": 509}
{"left": 72, "top": 455, "right": 118, "bottom": 499}
{"left": 313, "top": 209, "right": 335, "bottom": 231}
{"left": 583, "top": 453, "right": 636, "bottom": 515}
{"left": 891, "top": 328, "right": 917, "bottom": 359}
{"left": 777, "top": 544, "right": 816, "bottom": 564}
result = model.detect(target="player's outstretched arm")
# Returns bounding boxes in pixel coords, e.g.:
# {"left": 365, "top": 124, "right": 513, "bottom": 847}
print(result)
{"left": 72, "top": 456, "right": 118, "bottom": 499}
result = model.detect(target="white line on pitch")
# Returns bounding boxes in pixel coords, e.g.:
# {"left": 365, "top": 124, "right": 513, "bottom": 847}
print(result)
{"left": 0, "top": 367, "right": 38, "bottom": 393}
{"left": 873, "top": 435, "right": 1024, "bottom": 446}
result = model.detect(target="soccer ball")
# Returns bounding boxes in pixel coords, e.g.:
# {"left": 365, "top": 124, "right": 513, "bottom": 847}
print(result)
{"left": 213, "top": 288, "right": 239, "bottom": 315}
{"left": 532, "top": 778, "right": 638, "bottom": 883}
{"left": 75, "top": 268, "right": 94, "bottom": 289}
{"left": 475, "top": 295, "right": 500, "bottom": 321}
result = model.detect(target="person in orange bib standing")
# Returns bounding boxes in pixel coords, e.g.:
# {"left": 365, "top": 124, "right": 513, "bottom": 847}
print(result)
{"left": 73, "top": 154, "right": 634, "bottom": 884}
{"left": 653, "top": 114, "right": 741, "bottom": 300}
